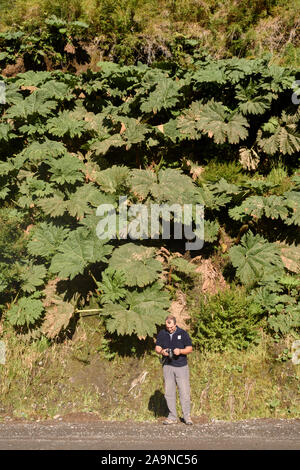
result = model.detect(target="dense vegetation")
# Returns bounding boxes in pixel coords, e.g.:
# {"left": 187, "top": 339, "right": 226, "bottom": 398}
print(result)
{"left": 0, "top": 0, "right": 299, "bottom": 70}
{"left": 0, "top": 2, "right": 299, "bottom": 424}
{"left": 0, "top": 57, "right": 299, "bottom": 350}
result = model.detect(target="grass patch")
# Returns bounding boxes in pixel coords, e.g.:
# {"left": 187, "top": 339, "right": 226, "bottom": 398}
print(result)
{"left": 0, "top": 322, "right": 299, "bottom": 421}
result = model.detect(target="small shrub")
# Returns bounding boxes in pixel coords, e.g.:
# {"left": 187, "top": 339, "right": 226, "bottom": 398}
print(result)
{"left": 200, "top": 160, "right": 246, "bottom": 184}
{"left": 189, "top": 286, "right": 261, "bottom": 352}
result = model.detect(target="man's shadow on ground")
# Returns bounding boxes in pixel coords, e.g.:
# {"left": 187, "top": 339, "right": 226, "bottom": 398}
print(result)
{"left": 148, "top": 390, "right": 169, "bottom": 418}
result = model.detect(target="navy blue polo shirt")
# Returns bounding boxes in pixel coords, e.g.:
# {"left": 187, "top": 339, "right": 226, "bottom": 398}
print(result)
{"left": 156, "top": 326, "right": 192, "bottom": 367}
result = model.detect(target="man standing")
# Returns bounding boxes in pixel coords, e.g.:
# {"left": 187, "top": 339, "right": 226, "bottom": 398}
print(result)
{"left": 155, "top": 315, "right": 193, "bottom": 425}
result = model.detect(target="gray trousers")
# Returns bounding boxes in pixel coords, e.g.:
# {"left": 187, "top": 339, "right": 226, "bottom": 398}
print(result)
{"left": 163, "top": 364, "right": 191, "bottom": 421}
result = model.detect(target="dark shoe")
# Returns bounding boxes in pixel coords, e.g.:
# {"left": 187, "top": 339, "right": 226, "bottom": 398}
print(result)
{"left": 163, "top": 418, "right": 178, "bottom": 425}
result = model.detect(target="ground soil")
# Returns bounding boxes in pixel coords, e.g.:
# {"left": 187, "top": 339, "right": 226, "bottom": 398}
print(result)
{"left": 0, "top": 415, "right": 299, "bottom": 450}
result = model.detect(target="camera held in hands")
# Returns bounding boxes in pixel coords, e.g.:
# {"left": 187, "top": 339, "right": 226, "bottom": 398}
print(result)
{"left": 165, "top": 348, "right": 173, "bottom": 359}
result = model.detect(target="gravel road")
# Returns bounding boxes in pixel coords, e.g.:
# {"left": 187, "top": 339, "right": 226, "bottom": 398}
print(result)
{"left": 0, "top": 418, "right": 299, "bottom": 450}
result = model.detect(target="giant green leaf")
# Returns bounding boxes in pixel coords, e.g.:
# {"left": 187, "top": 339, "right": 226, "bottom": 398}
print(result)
{"left": 50, "top": 228, "right": 113, "bottom": 279}
{"left": 37, "top": 191, "right": 67, "bottom": 217}
{"left": 101, "top": 284, "right": 170, "bottom": 337}
{"left": 7, "top": 297, "right": 44, "bottom": 326}
{"left": 95, "top": 165, "right": 130, "bottom": 193}
{"left": 47, "top": 153, "right": 85, "bottom": 185}
{"left": 229, "top": 232, "right": 284, "bottom": 286}
{"left": 19, "top": 139, "right": 66, "bottom": 165}
{"left": 108, "top": 243, "right": 162, "bottom": 287}
{"left": 6, "top": 91, "right": 57, "bottom": 119}
{"left": 18, "top": 262, "right": 47, "bottom": 293}
{"left": 198, "top": 101, "right": 249, "bottom": 144}
{"left": 46, "top": 110, "right": 89, "bottom": 138}
{"left": 98, "top": 267, "right": 127, "bottom": 304}
{"left": 140, "top": 77, "right": 183, "bottom": 114}
{"left": 27, "top": 222, "right": 70, "bottom": 259}
{"left": 90, "top": 134, "right": 125, "bottom": 156}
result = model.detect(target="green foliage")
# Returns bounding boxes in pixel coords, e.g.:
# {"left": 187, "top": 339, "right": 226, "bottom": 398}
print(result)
{"left": 229, "top": 232, "right": 284, "bottom": 287}
{"left": 17, "top": 261, "right": 47, "bottom": 293}
{"left": 27, "top": 222, "right": 70, "bottom": 260}
{"left": 169, "top": 257, "right": 197, "bottom": 275}
{"left": 5, "top": 91, "right": 57, "bottom": 119}
{"left": 249, "top": 276, "right": 300, "bottom": 337}
{"left": 49, "top": 228, "right": 113, "bottom": 279}
{"left": 0, "top": 1, "right": 299, "bottom": 68}
{"left": 130, "top": 168, "right": 198, "bottom": 204}
{"left": 200, "top": 161, "right": 245, "bottom": 184}
{"left": 100, "top": 283, "right": 170, "bottom": 338}
{"left": 46, "top": 153, "right": 85, "bottom": 185}
{"left": 98, "top": 268, "right": 127, "bottom": 304}
{"left": 46, "top": 110, "right": 89, "bottom": 138}
{"left": 229, "top": 194, "right": 293, "bottom": 224}
{"left": 190, "top": 287, "right": 260, "bottom": 352}
{"left": 0, "top": 62, "right": 299, "bottom": 345}
{"left": 108, "top": 243, "right": 162, "bottom": 288}
{"left": 178, "top": 100, "right": 249, "bottom": 144}
{"left": 257, "top": 111, "right": 300, "bottom": 156}
{"left": 7, "top": 297, "right": 44, "bottom": 327}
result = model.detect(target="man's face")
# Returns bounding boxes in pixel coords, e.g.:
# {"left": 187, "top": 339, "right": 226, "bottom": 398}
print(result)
{"left": 166, "top": 320, "right": 176, "bottom": 334}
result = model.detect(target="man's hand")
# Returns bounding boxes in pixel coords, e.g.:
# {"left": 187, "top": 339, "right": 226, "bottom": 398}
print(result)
{"left": 155, "top": 346, "right": 169, "bottom": 356}
{"left": 173, "top": 348, "right": 181, "bottom": 356}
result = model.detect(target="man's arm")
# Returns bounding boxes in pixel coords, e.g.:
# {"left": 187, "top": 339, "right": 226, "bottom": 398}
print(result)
{"left": 173, "top": 346, "right": 192, "bottom": 356}
{"left": 155, "top": 345, "right": 169, "bottom": 356}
